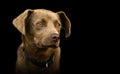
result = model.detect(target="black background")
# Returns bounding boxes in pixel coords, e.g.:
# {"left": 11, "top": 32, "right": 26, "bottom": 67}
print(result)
{"left": 0, "top": 0, "right": 115, "bottom": 74}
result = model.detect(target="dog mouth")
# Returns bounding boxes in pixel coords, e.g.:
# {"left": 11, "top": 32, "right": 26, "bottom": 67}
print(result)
{"left": 36, "top": 42, "right": 59, "bottom": 49}
{"left": 36, "top": 45, "right": 59, "bottom": 50}
{"left": 34, "top": 37, "right": 60, "bottom": 49}
{"left": 42, "top": 44, "right": 59, "bottom": 48}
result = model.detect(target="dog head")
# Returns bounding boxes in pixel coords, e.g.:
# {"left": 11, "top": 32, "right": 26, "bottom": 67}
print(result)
{"left": 12, "top": 9, "right": 71, "bottom": 48}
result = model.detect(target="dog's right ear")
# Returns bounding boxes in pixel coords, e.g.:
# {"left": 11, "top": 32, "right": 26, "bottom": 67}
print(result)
{"left": 12, "top": 9, "right": 33, "bottom": 35}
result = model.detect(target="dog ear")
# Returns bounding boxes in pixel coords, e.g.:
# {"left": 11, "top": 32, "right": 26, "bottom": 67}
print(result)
{"left": 57, "top": 11, "right": 71, "bottom": 38}
{"left": 12, "top": 9, "right": 33, "bottom": 35}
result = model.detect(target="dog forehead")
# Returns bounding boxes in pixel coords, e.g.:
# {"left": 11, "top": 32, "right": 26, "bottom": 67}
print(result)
{"left": 32, "top": 9, "right": 59, "bottom": 20}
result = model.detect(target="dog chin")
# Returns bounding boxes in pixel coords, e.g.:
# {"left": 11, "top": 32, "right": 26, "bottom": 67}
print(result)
{"left": 36, "top": 43, "right": 59, "bottom": 48}
{"left": 43, "top": 44, "right": 59, "bottom": 48}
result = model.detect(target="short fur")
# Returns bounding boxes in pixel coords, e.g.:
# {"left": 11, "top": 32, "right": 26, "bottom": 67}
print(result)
{"left": 12, "top": 9, "right": 71, "bottom": 74}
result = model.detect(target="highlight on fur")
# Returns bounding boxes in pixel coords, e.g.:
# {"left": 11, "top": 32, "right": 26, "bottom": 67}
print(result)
{"left": 13, "top": 9, "right": 71, "bottom": 74}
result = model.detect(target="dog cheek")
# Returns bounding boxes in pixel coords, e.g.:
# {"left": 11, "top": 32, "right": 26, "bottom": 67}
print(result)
{"left": 33, "top": 37, "right": 42, "bottom": 47}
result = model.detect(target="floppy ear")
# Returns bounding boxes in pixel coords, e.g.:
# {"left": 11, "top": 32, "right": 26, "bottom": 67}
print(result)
{"left": 12, "top": 9, "right": 33, "bottom": 35}
{"left": 57, "top": 11, "right": 71, "bottom": 38}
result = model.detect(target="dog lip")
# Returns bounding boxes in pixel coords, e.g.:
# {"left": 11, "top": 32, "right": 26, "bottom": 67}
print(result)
{"left": 44, "top": 45, "right": 58, "bottom": 48}
{"left": 38, "top": 44, "right": 59, "bottom": 49}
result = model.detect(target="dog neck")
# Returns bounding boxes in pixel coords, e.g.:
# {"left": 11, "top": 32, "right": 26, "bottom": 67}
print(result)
{"left": 23, "top": 48, "right": 55, "bottom": 68}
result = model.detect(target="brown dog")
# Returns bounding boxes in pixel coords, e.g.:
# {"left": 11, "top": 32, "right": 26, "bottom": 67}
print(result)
{"left": 12, "top": 9, "right": 71, "bottom": 74}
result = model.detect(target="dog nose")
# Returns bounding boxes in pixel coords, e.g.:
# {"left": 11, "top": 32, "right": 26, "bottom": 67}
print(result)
{"left": 51, "top": 33, "right": 59, "bottom": 41}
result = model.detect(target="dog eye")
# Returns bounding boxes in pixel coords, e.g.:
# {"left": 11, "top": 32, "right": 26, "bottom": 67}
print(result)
{"left": 35, "top": 21, "right": 45, "bottom": 30}
{"left": 36, "top": 22, "right": 44, "bottom": 27}
{"left": 55, "top": 22, "right": 61, "bottom": 27}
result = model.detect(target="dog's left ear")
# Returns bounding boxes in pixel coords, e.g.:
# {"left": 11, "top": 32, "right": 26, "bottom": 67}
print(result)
{"left": 57, "top": 11, "right": 71, "bottom": 38}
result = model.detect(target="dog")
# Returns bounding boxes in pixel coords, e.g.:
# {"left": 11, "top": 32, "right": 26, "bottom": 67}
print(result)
{"left": 12, "top": 9, "right": 71, "bottom": 74}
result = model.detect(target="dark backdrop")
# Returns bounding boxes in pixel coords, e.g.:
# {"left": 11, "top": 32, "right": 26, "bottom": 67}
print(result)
{"left": 0, "top": 0, "right": 112, "bottom": 74}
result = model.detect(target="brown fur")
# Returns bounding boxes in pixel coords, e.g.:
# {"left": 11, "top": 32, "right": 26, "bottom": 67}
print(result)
{"left": 12, "top": 9, "right": 71, "bottom": 74}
